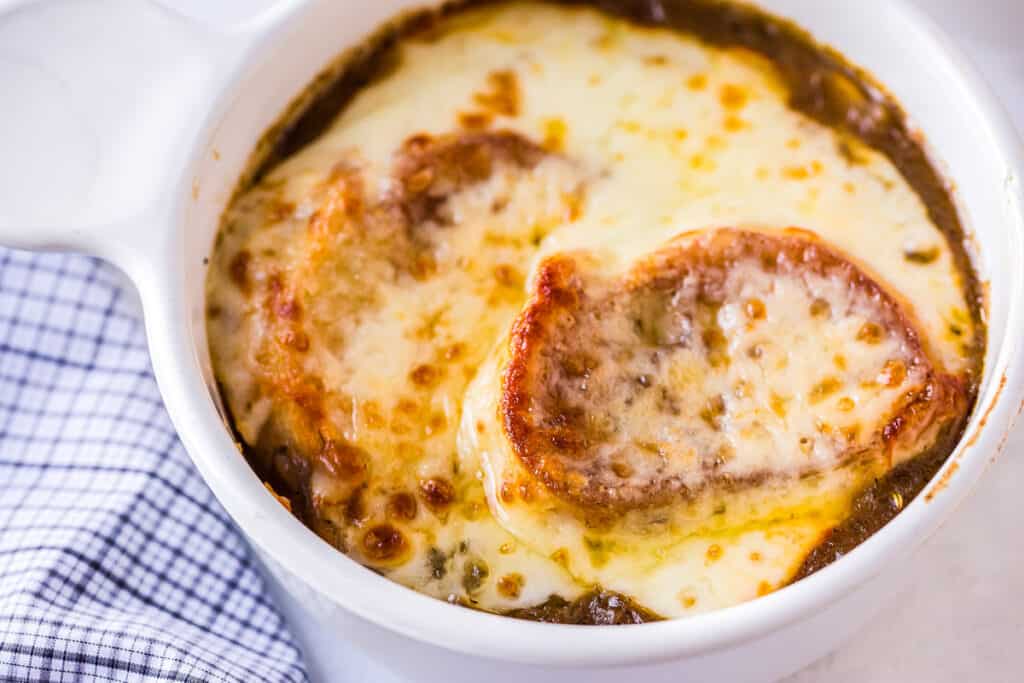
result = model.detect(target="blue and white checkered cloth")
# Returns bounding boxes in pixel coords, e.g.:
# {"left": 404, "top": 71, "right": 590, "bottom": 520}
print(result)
{"left": 0, "top": 249, "right": 309, "bottom": 682}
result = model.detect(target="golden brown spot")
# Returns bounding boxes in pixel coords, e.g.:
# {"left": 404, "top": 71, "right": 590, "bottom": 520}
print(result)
{"left": 681, "top": 594, "right": 698, "bottom": 609}
{"left": 361, "top": 401, "right": 385, "bottom": 429}
{"left": 592, "top": 31, "right": 616, "bottom": 50}
{"left": 879, "top": 359, "right": 907, "bottom": 387}
{"left": 444, "top": 343, "right": 465, "bottom": 361}
{"left": 393, "top": 412, "right": 417, "bottom": 437}
{"left": 565, "top": 187, "right": 585, "bottom": 222}
{"left": 700, "top": 395, "right": 727, "bottom": 430}
{"left": 837, "top": 396, "right": 855, "bottom": 412}
{"left": 719, "top": 84, "right": 748, "bottom": 110}
{"left": 644, "top": 54, "right": 668, "bottom": 66}
{"left": 318, "top": 439, "right": 366, "bottom": 479}
{"left": 395, "top": 441, "right": 424, "bottom": 460}
{"left": 857, "top": 322, "right": 885, "bottom": 344}
{"left": 833, "top": 354, "right": 847, "bottom": 370}
{"left": 362, "top": 524, "right": 408, "bottom": 563}
{"left": 400, "top": 166, "right": 434, "bottom": 196}
{"left": 734, "top": 380, "right": 752, "bottom": 399}
{"left": 842, "top": 424, "right": 861, "bottom": 443}
{"left": 458, "top": 111, "right": 493, "bottom": 129}
{"left": 611, "top": 461, "right": 634, "bottom": 479}
{"left": 493, "top": 264, "right": 524, "bottom": 289}
{"left": 395, "top": 398, "right": 419, "bottom": 416}
{"left": 689, "top": 154, "right": 716, "bottom": 172}
{"left": 843, "top": 181, "right": 857, "bottom": 194}
{"left": 497, "top": 573, "right": 525, "bottom": 599}
{"left": 714, "top": 444, "right": 735, "bottom": 467}
{"left": 419, "top": 477, "right": 456, "bottom": 511}
{"left": 425, "top": 412, "right": 447, "bottom": 436}
{"left": 770, "top": 392, "right": 789, "bottom": 419}
{"left": 744, "top": 298, "right": 766, "bottom": 321}
{"left": 269, "top": 200, "right": 296, "bottom": 222}
{"left": 706, "top": 544, "right": 724, "bottom": 563}
{"left": 687, "top": 73, "right": 708, "bottom": 91}
{"left": 783, "top": 166, "right": 810, "bottom": 180}
{"left": 904, "top": 246, "right": 940, "bottom": 264}
{"left": 542, "top": 117, "right": 567, "bottom": 152}
{"left": 387, "top": 492, "right": 418, "bottom": 521}
{"left": 809, "top": 377, "right": 842, "bottom": 404}
{"left": 833, "top": 133, "right": 866, "bottom": 163}
{"left": 786, "top": 138, "right": 802, "bottom": 149}
{"left": 410, "top": 364, "right": 443, "bottom": 388}
{"left": 550, "top": 548, "right": 570, "bottom": 569}
{"left": 724, "top": 115, "right": 747, "bottom": 133}
{"left": 474, "top": 69, "right": 520, "bottom": 117}
{"left": 749, "top": 551, "right": 762, "bottom": 562}
{"left": 228, "top": 251, "right": 252, "bottom": 293}
{"left": 500, "top": 481, "right": 516, "bottom": 504}
{"left": 396, "top": 129, "right": 547, "bottom": 228}
{"left": 757, "top": 581, "right": 773, "bottom": 597}
{"left": 706, "top": 134, "right": 726, "bottom": 150}
{"left": 810, "top": 298, "right": 831, "bottom": 318}
{"left": 499, "top": 542, "right": 516, "bottom": 555}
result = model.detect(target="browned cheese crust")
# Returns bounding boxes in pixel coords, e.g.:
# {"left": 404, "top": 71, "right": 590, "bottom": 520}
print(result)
{"left": 233, "top": 130, "right": 557, "bottom": 524}
{"left": 501, "top": 229, "right": 966, "bottom": 512}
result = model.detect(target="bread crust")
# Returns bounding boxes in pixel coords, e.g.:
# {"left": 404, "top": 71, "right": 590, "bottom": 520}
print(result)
{"left": 501, "top": 228, "right": 965, "bottom": 511}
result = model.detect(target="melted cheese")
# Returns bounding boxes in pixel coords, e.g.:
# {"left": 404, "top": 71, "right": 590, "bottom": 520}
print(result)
{"left": 462, "top": 228, "right": 963, "bottom": 616}
{"left": 206, "top": 2, "right": 977, "bottom": 619}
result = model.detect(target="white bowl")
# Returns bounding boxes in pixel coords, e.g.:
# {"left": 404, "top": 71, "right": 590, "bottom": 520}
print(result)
{"left": 2, "top": 1, "right": 1023, "bottom": 681}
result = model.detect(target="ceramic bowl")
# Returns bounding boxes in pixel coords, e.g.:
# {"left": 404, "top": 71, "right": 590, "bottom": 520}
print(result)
{"left": 1, "top": 1, "right": 1022, "bottom": 680}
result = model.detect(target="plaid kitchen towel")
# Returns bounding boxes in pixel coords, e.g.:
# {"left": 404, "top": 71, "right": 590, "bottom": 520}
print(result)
{"left": 0, "top": 249, "right": 309, "bottom": 682}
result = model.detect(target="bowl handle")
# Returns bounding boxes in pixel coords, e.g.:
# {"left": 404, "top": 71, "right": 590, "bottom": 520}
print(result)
{"left": 0, "top": 0, "right": 270, "bottom": 271}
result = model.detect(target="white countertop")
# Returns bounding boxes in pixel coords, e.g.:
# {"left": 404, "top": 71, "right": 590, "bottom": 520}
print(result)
{"left": 251, "top": 1, "right": 1024, "bottom": 680}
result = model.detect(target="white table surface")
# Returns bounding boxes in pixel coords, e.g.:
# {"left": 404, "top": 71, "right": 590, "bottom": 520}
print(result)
{"left": 244, "top": 1, "right": 1024, "bottom": 680}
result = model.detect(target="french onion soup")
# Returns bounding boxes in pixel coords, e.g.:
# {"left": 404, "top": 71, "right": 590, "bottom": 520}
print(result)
{"left": 206, "top": 0, "right": 983, "bottom": 623}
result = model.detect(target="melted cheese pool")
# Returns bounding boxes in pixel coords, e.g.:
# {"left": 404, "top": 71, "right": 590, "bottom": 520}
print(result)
{"left": 206, "top": 2, "right": 979, "bottom": 620}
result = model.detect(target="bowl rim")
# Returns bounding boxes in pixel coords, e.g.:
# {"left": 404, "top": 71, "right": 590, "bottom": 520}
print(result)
{"left": 140, "top": 0, "right": 1024, "bottom": 667}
